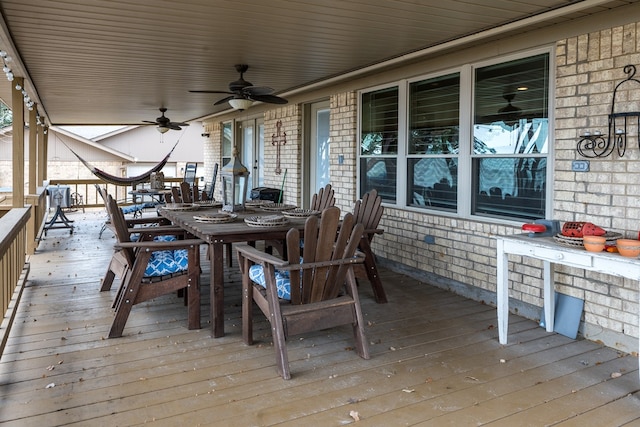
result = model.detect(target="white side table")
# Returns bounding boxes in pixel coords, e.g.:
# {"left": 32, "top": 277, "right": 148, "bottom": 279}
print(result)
{"left": 495, "top": 234, "right": 640, "bottom": 378}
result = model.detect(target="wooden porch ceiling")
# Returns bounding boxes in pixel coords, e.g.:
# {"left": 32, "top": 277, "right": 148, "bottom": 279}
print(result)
{"left": 1, "top": 209, "right": 639, "bottom": 425}
{"left": 0, "top": 0, "right": 635, "bottom": 127}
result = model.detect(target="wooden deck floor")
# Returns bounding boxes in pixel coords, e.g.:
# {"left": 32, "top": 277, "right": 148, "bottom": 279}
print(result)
{"left": 2, "top": 209, "right": 640, "bottom": 426}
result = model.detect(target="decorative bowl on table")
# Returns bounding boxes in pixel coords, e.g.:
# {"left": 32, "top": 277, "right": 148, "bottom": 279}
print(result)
{"left": 259, "top": 203, "right": 297, "bottom": 212}
{"left": 245, "top": 200, "right": 275, "bottom": 208}
{"left": 583, "top": 235, "right": 606, "bottom": 252}
{"left": 162, "top": 203, "right": 200, "bottom": 211}
{"left": 282, "top": 208, "right": 321, "bottom": 219}
{"left": 194, "top": 200, "right": 222, "bottom": 208}
{"left": 193, "top": 212, "right": 237, "bottom": 224}
{"left": 616, "top": 239, "right": 640, "bottom": 257}
{"left": 244, "top": 215, "right": 289, "bottom": 228}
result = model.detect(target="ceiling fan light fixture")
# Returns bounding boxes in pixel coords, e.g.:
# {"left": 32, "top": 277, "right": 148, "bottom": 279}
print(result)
{"left": 228, "top": 98, "right": 254, "bottom": 111}
{"left": 157, "top": 125, "right": 170, "bottom": 134}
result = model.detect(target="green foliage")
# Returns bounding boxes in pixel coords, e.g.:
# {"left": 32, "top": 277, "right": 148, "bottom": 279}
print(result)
{"left": 0, "top": 101, "right": 12, "bottom": 128}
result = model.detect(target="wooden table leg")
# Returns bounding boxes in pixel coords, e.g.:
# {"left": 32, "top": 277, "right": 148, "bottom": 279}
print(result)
{"left": 210, "top": 242, "right": 225, "bottom": 337}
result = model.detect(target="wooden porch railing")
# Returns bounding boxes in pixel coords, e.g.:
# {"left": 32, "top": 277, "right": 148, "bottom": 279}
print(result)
{"left": 0, "top": 207, "right": 30, "bottom": 356}
{"left": 48, "top": 178, "right": 183, "bottom": 209}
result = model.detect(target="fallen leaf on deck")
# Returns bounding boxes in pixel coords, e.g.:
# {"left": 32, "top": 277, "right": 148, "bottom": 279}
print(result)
{"left": 349, "top": 410, "right": 360, "bottom": 421}
{"left": 611, "top": 372, "right": 622, "bottom": 378}
{"left": 402, "top": 388, "right": 415, "bottom": 393}
{"left": 45, "top": 383, "right": 55, "bottom": 389}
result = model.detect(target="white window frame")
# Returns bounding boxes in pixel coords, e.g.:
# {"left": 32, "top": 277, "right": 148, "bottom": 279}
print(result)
{"left": 357, "top": 46, "right": 555, "bottom": 224}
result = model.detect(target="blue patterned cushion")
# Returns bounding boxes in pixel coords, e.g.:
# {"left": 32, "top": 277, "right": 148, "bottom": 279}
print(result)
{"left": 249, "top": 264, "right": 291, "bottom": 300}
{"left": 173, "top": 249, "right": 189, "bottom": 270}
{"left": 142, "top": 235, "right": 188, "bottom": 277}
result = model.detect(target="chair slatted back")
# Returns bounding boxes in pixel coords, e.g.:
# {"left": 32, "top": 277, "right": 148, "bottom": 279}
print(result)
{"left": 180, "top": 181, "right": 193, "bottom": 203}
{"left": 106, "top": 194, "right": 137, "bottom": 268}
{"left": 353, "top": 189, "right": 383, "bottom": 238}
{"left": 171, "top": 186, "right": 182, "bottom": 203}
{"left": 310, "top": 183, "right": 335, "bottom": 211}
{"left": 183, "top": 162, "right": 197, "bottom": 185}
{"left": 202, "top": 163, "right": 219, "bottom": 201}
{"left": 286, "top": 206, "right": 363, "bottom": 304}
{"left": 192, "top": 183, "right": 200, "bottom": 202}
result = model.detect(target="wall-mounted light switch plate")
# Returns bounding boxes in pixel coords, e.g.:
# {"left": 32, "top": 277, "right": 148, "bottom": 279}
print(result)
{"left": 571, "top": 160, "right": 590, "bottom": 172}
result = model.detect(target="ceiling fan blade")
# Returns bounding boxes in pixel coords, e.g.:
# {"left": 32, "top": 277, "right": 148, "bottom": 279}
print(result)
{"left": 170, "top": 122, "right": 189, "bottom": 127}
{"left": 142, "top": 120, "right": 156, "bottom": 124}
{"left": 168, "top": 124, "right": 182, "bottom": 130}
{"left": 244, "top": 86, "right": 274, "bottom": 96}
{"left": 249, "top": 94, "right": 288, "bottom": 105}
{"left": 214, "top": 95, "right": 234, "bottom": 105}
{"left": 189, "top": 90, "right": 234, "bottom": 94}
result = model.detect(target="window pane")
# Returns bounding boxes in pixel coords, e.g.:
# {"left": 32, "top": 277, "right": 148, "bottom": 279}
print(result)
{"left": 409, "top": 73, "right": 460, "bottom": 154}
{"left": 472, "top": 157, "right": 546, "bottom": 220}
{"left": 360, "top": 158, "right": 397, "bottom": 203}
{"left": 474, "top": 54, "right": 549, "bottom": 154}
{"left": 222, "top": 121, "right": 233, "bottom": 157}
{"left": 408, "top": 157, "right": 457, "bottom": 211}
{"left": 407, "top": 72, "right": 459, "bottom": 211}
{"left": 361, "top": 87, "right": 398, "bottom": 155}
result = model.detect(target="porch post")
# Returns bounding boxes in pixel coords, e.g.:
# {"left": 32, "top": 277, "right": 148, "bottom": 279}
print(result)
{"left": 28, "top": 104, "right": 36, "bottom": 194}
{"left": 40, "top": 125, "right": 47, "bottom": 182}
{"left": 12, "top": 77, "right": 24, "bottom": 208}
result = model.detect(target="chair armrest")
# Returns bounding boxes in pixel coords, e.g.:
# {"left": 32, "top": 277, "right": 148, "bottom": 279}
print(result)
{"left": 364, "top": 228, "right": 384, "bottom": 236}
{"left": 127, "top": 225, "right": 186, "bottom": 234}
{"left": 279, "top": 253, "right": 365, "bottom": 272}
{"left": 125, "top": 217, "right": 171, "bottom": 226}
{"left": 114, "top": 238, "right": 204, "bottom": 251}
{"left": 235, "top": 243, "right": 289, "bottom": 268}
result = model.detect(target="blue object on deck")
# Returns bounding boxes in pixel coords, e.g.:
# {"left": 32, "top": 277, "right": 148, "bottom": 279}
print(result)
{"left": 120, "top": 202, "right": 157, "bottom": 217}
{"left": 539, "top": 292, "right": 585, "bottom": 339}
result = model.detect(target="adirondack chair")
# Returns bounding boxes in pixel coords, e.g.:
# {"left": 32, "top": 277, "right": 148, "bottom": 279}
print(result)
{"left": 353, "top": 189, "right": 388, "bottom": 303}
{"left": 180, "top": 181, "right": 194, "bottom": 203}
{"left": 183, "top": 162, "right": 198, "bottom": 186}
{"left": 201, "top": 163, "right": 219, "bottom": 201}
{"left": 310, "top": 183, "right": 335, "bottom": 211}
{"left": 266, "top": 184, "right": 336, "bottom": 257}
{"left": 168, "top": 186, "right": 181, "bottom": 203}
{"left": 96, "top": 184, "right": 168, "bottom": 239}
{"left": 98, "top": 186, "right": 184, "bottom": 293}
{"left": 105, "top": 194, "right": 203, "bottom": 338}
{"left": 236, "top": 206, "right": 369, "bottom": 379}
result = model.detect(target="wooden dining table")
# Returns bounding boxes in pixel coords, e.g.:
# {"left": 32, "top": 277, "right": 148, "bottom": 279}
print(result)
{"left": 158, "top": 206, "right": 308, "bottom": 337}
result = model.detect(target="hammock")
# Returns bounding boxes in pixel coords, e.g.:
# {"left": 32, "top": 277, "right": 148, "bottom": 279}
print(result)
{"left": 65, "top": 141, "right": 179, "bottom": 186}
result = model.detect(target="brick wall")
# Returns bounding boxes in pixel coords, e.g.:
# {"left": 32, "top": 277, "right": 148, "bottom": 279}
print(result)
{"left": 553, "top": 22, "right": 640, "bottom": 350}
{"left": 329, "top": 91, "right": 359, "bottom": 212}
{"left": 264, "top": 105, "right": 302, "bottom": 205}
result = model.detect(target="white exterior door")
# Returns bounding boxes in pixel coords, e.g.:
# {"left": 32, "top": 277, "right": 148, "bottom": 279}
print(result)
{"left": 308, "top": 100, "right": 331, "bottom": 198}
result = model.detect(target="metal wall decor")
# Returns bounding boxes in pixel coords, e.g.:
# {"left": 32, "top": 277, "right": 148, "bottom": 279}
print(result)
{"left": 272, "top": 120, "right": 287, "bottom": 175}
{"left": 577, "top": 64, "right": 640, "bottom": 158}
